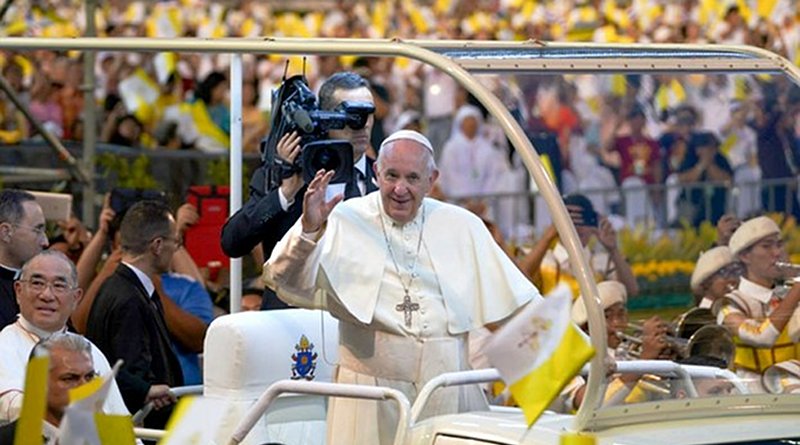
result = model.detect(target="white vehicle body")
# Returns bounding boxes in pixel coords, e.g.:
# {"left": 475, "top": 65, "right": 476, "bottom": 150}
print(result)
{"left": 4, "top": 37, "right": 800, "bottom": 444}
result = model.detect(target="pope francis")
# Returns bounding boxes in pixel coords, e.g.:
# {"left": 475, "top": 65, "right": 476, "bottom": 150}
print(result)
{"left": 264, "top": 130, "right": 542, "bottom": 444}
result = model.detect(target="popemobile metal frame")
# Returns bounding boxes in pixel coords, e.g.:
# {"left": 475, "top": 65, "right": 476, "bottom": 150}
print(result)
{"left": 3, "top": 36, "right": 800, "bottom": 443}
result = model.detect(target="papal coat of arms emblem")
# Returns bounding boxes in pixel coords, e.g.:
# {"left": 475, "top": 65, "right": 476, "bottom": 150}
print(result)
{"left": 291, "top": 334, "right": 318, "bottom": 380}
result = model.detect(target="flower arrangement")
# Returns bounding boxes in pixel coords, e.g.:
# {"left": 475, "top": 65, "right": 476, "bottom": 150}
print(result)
{"left": 619, "top": 214, "right": 800, "bottom": 304}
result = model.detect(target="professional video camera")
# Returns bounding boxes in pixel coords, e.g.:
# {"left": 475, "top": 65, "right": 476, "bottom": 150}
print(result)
{"left": 260, "top": 74, "right": 375, "bottom": 190}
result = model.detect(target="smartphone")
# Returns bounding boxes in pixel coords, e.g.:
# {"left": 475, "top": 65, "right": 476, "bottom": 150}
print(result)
{"left": 28, "top": 191, "right": 72, "bottom": 222}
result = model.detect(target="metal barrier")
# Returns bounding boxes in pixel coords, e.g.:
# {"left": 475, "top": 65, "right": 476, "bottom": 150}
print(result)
{"left": 0, "top": 141, "right": 261, "bottom": 207}
{"left": 450, "top": 175, "right": 799, "bottom": 240}
{"left": 8, "top": 137, "right": 794, "bottom": 236}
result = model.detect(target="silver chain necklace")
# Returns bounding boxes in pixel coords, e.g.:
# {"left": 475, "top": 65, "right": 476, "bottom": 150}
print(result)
{"left": 379, "top": 205, "right": 425, "bottom": 328}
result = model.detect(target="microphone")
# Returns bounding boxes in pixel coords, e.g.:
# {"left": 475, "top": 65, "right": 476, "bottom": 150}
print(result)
{"left": 291, "top": 108, "right": 314, "bottom": 133}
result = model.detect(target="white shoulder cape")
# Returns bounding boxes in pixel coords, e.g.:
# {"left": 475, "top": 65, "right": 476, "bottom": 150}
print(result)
{"left": 317, "top": 193, "right": 539, "bottom": 334}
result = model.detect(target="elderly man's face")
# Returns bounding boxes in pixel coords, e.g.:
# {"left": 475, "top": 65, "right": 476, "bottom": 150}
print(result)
{"left": 47, "top": 346, "right": 95, "bottom": 424}
{"left": 15, "top": 254, "right": 82, "bottom": 332}
{"left": 3, "top": 201, "right": 48, "bottom": 268}
{"left": 375, "top": 140, "right": 439, "bottom": 225}
{"left": 327, "top": 86, "right": 374, "bottom": 162}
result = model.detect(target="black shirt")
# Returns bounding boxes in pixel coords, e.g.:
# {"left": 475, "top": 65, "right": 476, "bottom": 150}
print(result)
{"left": 0, "top": 265, "right": 19, "bottom": 330}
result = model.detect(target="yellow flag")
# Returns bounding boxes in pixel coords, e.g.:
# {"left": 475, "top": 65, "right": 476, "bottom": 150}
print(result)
{"left": 160, "top": 396, "right": 230, "bottom": 444}
{"left": 95, "top": 414, "right": 136, "bottom": 444}
{"left": 59, "top": 360, "right": 132, "bottom": 444}
{"left": 14, "top": 355, "right": 49, "bottom": 445}
{"left": 485, "top": 290, "right": 594, "bottom": 426}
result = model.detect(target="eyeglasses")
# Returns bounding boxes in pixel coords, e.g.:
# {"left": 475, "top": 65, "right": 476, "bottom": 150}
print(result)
{"left": 21, "top": 277, "right": 75, "bottom": 296}
{"left": 13, "top": 223, "right": 46, "bottom": 237}
{"left": 715, "top": 263, "right": 744, "bottom": 279}
{"left": 57, "top": 370, "right": 98, "bottom": 387}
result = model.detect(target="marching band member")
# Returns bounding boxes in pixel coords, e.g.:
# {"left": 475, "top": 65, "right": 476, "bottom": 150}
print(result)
{"left": 716, "top": 216, "right": 800, "bottom": 392}
{"left": 565, "top": 281, "right": 670, "bottom": 408}
{"left": 690, "top": 246, "right": 741, "bottom": 309}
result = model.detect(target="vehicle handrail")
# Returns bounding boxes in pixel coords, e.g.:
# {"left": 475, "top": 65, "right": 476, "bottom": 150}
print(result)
{"left": 227, "top": 379, "right": 411, "bottom": 445}
{"left": 410, "top": 368, "right": 502, "bottom": 424}
{"left": 579, "top": 360, "right": 750, "bottom": 398}
{"left": 613, "top": 361, "right": 698, "bottom": 398}
{"left": 133, "top": 427, "right": 166, "bottom": 441}
{"left": 681, "top": 365, "right": 749, "bottom": 395}
{"left": 131, "top": 384, "right": 204, "bottom": 426}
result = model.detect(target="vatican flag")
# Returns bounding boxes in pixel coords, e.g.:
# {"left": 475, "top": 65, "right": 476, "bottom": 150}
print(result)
{"left": 58, "top": 360, "right": 135, "bottom": 445}
{"left": 485, "top": 289, "right": 594, "bottom": 426}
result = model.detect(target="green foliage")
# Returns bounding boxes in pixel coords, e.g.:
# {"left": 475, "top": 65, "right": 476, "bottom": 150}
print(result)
{"left": 206, "top": 157, "right": 250, "bottom": 198}
{"left": 619, "top": 220, "right": 717, "bottom": 263}
{"left": 96, "top": 153, "right": 159, "bottom": 189}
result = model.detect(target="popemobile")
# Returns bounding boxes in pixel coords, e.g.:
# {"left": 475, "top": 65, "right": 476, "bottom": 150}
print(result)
{"left": 4, "top": 35, "right": 800, "bottom": 445}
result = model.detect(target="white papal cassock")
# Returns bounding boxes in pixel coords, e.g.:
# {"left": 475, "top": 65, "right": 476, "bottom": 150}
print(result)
{"left": 265, "top": 192, "right": 541, "bottom": 445}
{"left": 0, "top": 316, "right": 131, "bottom": 424}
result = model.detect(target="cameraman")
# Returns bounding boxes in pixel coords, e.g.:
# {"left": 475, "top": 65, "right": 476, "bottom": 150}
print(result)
{"left": 221, "top": 72, "right": 377, "bottom": 309}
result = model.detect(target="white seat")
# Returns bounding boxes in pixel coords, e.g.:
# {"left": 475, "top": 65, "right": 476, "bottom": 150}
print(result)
{"left": 204, "top": 309, "right": 339, "bottom": 445}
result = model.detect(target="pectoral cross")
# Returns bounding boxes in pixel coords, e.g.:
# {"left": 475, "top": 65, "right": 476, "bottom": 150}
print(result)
{"left": 395, "top": 292, "right": 420, "bottom": 328}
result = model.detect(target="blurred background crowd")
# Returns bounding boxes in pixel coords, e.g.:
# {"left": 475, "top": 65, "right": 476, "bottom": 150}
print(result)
{"left": 0, "top": 0, "right": 799, "bottom": 282}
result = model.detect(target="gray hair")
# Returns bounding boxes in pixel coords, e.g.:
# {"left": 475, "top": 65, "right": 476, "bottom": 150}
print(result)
{"left": 376, "top": 138, "right": 437, "bottom": 176}
{"left": 20, "top": 250, "right": 79, "bottom": 288}
{"left": 30, "top": 332, "right": 92, "bottom": 360}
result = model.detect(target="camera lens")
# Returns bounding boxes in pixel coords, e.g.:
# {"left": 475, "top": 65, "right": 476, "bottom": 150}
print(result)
{"left": 309, "top": 147, "right": 342, "bottom": 171}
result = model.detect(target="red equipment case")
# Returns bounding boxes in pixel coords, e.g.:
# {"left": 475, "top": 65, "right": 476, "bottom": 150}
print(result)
{"left": 184, "top": 185, "right": 230, "bottom": 269}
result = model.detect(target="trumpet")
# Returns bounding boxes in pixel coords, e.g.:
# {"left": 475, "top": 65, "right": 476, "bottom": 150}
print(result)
{"left": 775, "top": 261, "right": 800, "bottom": 273}
{"left": 615, "top": 324, "right": 685, "bottom": 359}
{"left": 774, "top": 261, "right": 800, "bottom": 290}
{"left": 615, "top": 308, "right": 735, "bottom": 366}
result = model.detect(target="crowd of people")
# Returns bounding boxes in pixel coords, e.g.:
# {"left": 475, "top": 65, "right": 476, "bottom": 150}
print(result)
{"left": 0, "top": 103, "right": 799, "bottom": 443}
{"left": 1, "top": 1, "right": 800, "bottom": 233}
{"left": 2, "top": 0, "right": 800, "bottom": 442}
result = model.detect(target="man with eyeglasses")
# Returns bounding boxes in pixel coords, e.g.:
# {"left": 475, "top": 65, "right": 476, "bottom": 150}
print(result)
{"left": 0, "top": 250, "right": 129, "bottom": 425}
{"left": 85, "top": 200, "right": 183, "bottom": 429}
{"left": 222, "top": 71, "right": 378, "bottom": 310}
{"left": 0, "top": 332, "right": 97, "bottom": 444}
{"left": 0, "top": 190, "right": 49, "bottom": 330}
{"left": 716, "top": 215, "right": 800, "bottom": 392}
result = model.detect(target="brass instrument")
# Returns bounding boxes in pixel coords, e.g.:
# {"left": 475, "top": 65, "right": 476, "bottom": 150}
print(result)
{"left": 775, "top": 261, "right": 800, "bottom": 274}
{"left": 773, "top": 261, "right": 800, "bottom": 297}
{"left": 616, "top": 308, "right": 735, "bottom": 367}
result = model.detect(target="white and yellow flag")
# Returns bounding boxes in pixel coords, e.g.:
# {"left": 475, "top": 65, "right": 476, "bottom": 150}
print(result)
{"left": 159, "top": 396, "right": 230, "bottom": 444}
{"left": 58, "top": 361, "right": 135, "bottom": 445}
{"left": 485, "top": 289, "right": 594, "bottom": 426}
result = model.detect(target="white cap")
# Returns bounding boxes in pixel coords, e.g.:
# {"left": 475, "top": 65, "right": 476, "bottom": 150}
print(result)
{"left": 691, "top": 246, "right": 735, "bottom": 292}
{"left": 729, "top": 216, "right": 780, "bottom": 256}
{"left": 571, "top": 281, "right": 627, "bottom": 326}
{"left": 379, "top": 129, "right": 434, "bottom": 154}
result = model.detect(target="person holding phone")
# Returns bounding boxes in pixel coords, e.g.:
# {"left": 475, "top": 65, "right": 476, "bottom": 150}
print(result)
{"left": 523, "top": 193, "right": 639, "bottom": 299}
